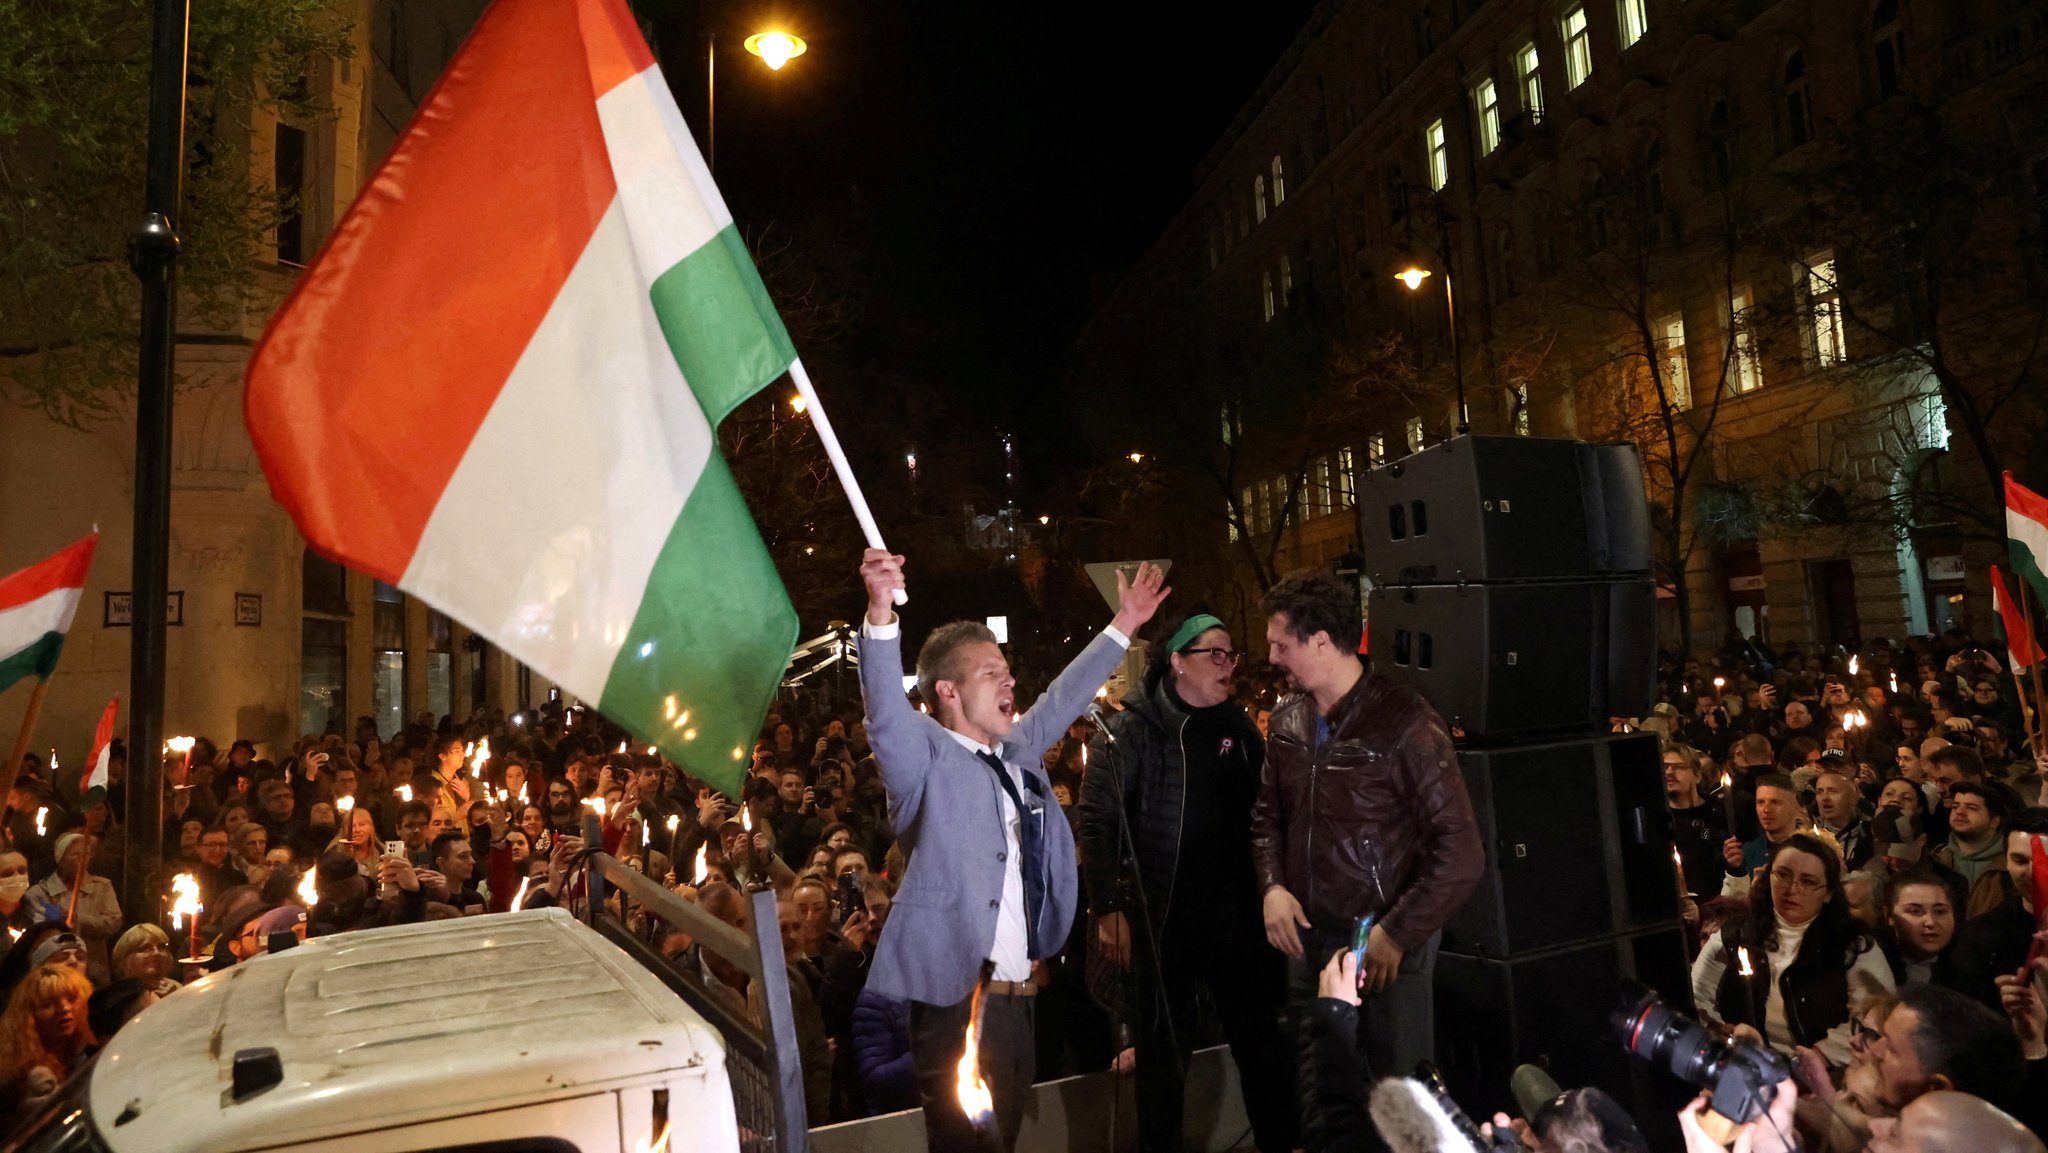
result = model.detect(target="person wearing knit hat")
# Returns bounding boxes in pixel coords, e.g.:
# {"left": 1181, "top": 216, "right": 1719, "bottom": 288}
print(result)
{"left": 1078, "top": 610, "right": 1298, "bottom": 1153}
{"left": 24, "top": 831, "right": 122, "bottom": 984}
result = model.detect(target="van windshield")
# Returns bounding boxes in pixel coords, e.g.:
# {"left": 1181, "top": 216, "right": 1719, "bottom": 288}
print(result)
{"left": 0, "top": 1062, "right": 114, "bottom": 1153}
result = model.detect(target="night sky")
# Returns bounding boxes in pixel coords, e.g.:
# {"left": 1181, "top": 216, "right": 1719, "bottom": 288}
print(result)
{"left": 688, "top": 0, "right": 1320, "bottom": 496}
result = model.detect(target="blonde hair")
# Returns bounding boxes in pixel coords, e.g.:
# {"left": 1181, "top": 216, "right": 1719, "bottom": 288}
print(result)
{"left": 111, "top": 923, "right": 171, "bottom": 977}
{"left": 0, "top": 964, "right": 97, "bottom": 1086}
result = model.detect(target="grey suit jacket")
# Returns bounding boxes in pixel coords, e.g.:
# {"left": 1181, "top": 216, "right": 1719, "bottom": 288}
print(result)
{"left": 857, "top": 627, "right": 1126, "bottom": 1006}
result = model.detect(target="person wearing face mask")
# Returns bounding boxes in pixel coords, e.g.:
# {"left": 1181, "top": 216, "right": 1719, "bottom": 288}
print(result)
{"left": 1079, "top": 613, "right": 1297, "bottom": 1153}
{"left": 0, "top": 854, "right": 34, "bottom": 946}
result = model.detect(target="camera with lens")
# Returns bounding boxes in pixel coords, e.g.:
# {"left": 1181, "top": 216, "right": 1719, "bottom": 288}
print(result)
{"left": 1613, "top": 984, "right": 1791, "bottom": 1129}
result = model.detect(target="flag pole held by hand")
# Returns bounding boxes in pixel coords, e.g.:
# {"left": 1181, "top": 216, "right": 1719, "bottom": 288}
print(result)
{"left": 789, "top": 358, "right": 905, "bottom": 605}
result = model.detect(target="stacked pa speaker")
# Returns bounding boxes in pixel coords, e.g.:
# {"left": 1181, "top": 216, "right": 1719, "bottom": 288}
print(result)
{"left": 1357, "top": 436, "right": 1685, "bottom": 1120}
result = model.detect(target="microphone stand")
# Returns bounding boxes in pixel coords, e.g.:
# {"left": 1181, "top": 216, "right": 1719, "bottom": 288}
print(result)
{"left": 1090, "top": 705, "right": 1185, "bottom": 1081}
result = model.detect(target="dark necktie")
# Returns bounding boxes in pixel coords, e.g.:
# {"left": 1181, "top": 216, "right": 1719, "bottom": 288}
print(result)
{"left": 976, "top": 749, "right": 1046, "bottom": 955}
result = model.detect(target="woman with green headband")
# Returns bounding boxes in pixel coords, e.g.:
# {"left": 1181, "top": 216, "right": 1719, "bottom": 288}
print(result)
{"left": 1077, "top": 612, "right": 1297, "bottom": 1153}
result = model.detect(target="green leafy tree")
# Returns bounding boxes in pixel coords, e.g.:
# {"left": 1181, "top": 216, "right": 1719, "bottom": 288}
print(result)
{"left": 0, "top": 0, "right": 354, "bottom": 424}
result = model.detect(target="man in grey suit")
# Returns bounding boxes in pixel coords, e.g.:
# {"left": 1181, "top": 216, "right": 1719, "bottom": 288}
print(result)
{"left": 857, "top": 549, "right": 1169, "bottom": 1152}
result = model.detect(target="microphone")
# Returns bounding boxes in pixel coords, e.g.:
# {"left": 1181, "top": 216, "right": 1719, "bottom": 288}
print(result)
{"left": 1509, "top": 1064, "right": 1565, "bottom": 1129}
{"left": 1368, "top": 1077, "right": 1487, "bottom": 1153}
{"left": 1088, "top": 703, "right": 1119, "bottom": 743}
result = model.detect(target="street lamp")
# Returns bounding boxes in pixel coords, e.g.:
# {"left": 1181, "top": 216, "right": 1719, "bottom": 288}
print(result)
{"left": 707, "top": 29, "right": 809, "bottom": 174}
{"left": 789, "top": 394, "right": 808, "bottom": 414}
{"left": 744, "top": 31, "right": 808, "bottom": 70}
{"left": 1394, "top": 255, "right": 1467, "bottom": 436}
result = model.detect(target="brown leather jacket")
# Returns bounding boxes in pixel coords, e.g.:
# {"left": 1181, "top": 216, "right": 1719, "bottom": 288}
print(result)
{"left": 1250, "top": 671, "right": 1483, "bottom": 953}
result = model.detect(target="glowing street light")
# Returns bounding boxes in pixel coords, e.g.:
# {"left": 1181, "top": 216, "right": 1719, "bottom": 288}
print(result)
{"left": 789, "top": 394, "right": 808, "bottom": 414}
{"left": 744, "top": 31, "right": 808, "bottom": 71}
{"left": 1393, "top": 250, "right": 1466, "bottom": 434}
{"left": 1395, "top": 265, "right": 1432, "bottom": 291}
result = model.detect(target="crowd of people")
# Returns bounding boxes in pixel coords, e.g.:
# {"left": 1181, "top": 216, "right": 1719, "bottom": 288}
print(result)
{"left": 0, "top": 567, "right": 2040, "bottom": 1153}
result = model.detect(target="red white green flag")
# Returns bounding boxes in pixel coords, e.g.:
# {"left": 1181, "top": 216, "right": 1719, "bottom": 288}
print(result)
{"left": 2009, "top": 473, "right": 2048, "bottom": 611}
{"left": 244, "top": 0, "right": 796, "bottom": 795}
{"left": 0, "top": 533, "right": 99, "bottom": 694}
{"left": 81, "top": 695, "right": 118, "bottom": 806}
{"left": 1990, "top": 565, "right": 2043, "bottom": 671}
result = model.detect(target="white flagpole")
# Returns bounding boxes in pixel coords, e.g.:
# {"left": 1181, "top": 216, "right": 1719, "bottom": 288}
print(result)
{"left": 788, "top": 358, "right": 906, "bottom": 605}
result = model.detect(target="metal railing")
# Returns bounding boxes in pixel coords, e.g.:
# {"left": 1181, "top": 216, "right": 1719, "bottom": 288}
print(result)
{"left": 580, "top": 850, "right": 809, "bottom": 1153}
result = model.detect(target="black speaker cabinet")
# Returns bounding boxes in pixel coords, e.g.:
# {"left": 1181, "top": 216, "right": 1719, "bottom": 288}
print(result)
{"left": 1442, "top": 733, "right": 1681, "bottom": 957}
{"left": 1366, "top": 579, "right": 1655, "bottom": 738}
{"left": 1359, "top": 435, "right": 1652, "bottom": 584}
{"left": 1433, "top": 926, "right": 1694, "bottom": 1129}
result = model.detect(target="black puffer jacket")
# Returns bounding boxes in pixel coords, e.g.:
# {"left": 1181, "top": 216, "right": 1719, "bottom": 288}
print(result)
{"left": 1076, "top": 666, "right": 1264, "bottom": 929}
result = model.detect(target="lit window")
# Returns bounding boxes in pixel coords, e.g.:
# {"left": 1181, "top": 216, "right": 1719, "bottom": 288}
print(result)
{"left": 1367, "top": 433, "right": 1386, "bottom": 467}
{"left": 1262, "top": 270, "right": 1275, "bottom": 322}
{"left": 1806, "top": 252, "right": 1846, "bottom": 367}
{"left": 1473, "top": 78, "right": 1501, "bottom": 154}
{"left": 1337, "top": 446, "right": 1356, "bottom": 504}
{"left": 1426, "top": 119, "right": 1449, "bottom": 190}
{"left": 1730, "top": 286, "right": 1762, "bottom": 393}
{"left": 1405, "top": 415, "right": 1425, "bottom": 455}
{"left": 1280, "top": 254, "right": 1294, "bottom": 299}
{"left": 1514, "top": 384, "right": 1531, "bottom": 435}
{"left": 1658, "top": 314, "right": 1691, "bottom": 410}
{"left": 1919, "top": 390, "right": 1948, "bottom": 451}
{"left": 1254, "top": 174, "right": 1267, "bottom": 224}
{"left": 1241, "top": 487, "right": 1257, "bottom": 535}
{"left": 1617, "top": 0, "right": 1648, "bottom": 49}
{"left": 1271, "top": 155, "right": 1287, "bottom": 205}
{"left": 1562, "top": 7, "right": 1593, "bottom": 89}
{"left": 1872, "top": 0, "right": 1904, "bottom": 100}
{"left": 1784, "top": 52, "right": 1813, "bottom": 147}
{"left": 1516, "top": 42, "right": 1545, "bottom": 122}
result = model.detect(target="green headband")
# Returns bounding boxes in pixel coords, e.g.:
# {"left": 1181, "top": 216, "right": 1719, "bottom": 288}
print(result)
{"left": 1166, "top": 614, "right": 1227, "bottom": 655}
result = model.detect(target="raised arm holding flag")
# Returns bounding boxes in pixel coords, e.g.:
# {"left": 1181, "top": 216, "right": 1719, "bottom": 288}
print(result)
{"left": 0, "top": 531, "right": 99, "bottom": 841}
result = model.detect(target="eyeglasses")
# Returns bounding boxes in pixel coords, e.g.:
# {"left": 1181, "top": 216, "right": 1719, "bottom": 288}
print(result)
{"left": 1182, "top": 647, "right": 1241, "bottom": 667}
{"left": 1850, "top": 1019, "right": 1882, "bottom": 1050}
{"left": 1769, "top": 867, "right": 1827, "bottom": 894}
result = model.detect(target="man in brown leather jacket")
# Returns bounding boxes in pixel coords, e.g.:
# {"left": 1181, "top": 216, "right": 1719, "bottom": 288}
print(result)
{"left": 1249, "top": 569, "right": 1483, "bottom": 1085}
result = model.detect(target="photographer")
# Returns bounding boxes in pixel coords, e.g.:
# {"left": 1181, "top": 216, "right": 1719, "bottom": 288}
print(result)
{"left": 1692, "top": 834, "right": 1895, "bottom": 1067}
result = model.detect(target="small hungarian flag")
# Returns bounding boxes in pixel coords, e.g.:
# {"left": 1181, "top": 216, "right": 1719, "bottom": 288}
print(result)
{"left": 1990, "top": 566, "right": 2044, "bottom": 671}
{"left": 80, "top": 696, "right": 118, "bottom": 807}
{"left": 245, "top": 0, "right": 795, "bottom": 795}
{"left": 0, "top": 533, "right": 98, "bottom": 694}
{"left": 2009, "top": 473, "right": 2048, "bottom": 610}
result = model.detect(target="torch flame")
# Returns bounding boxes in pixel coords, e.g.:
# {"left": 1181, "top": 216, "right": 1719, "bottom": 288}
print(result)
{"left": 34, "top": 807, "right": 47, "bottom": 837}
{"left": 1736, "top": 946, "right": 1755, "bottom": 977}
{"left": 693, "top": 844, "right": 709, "bottom": 885}
{"left": 741, "top": 805, "right": 753, "bottom": 832}
{"left": 1720, "top": 771, "right": 1731, "bottom": 793}
{"left": 641, "top": 821, "right": 651, "bottom": 848}
{"left": 665, "top": 814, "right": 680, "bottom": 833}
{"left": 582, "top": 797, "right": 607, "bottom": 819}
{"left": 166, "top": 736, "right": 196, "bottom": 755}
{"left": 954, "top": 965, "right": 996, "bottom": 1127}
{"left": 1849, "top": 655, "right": 1859, "bottom": 676}
{"left": 296, "top": 866, "right": 319, "bottom": 906}
{"left": 396, "top": 784, "right": 413, "bottom": 803}
{"left": 511, "top": 875, "right": 531, "bottom": 911}
{"left": 519, "top": 783, "right": 530, "bottom": 804}
{"left": 1714, "top": 676, "right": 1726, "bottom": 689}
{"left": 5, "top": 928, "right": 18, "bottom": 943}
{"left": 618, "top": 741, "right": 629, "bottom": 754}
{"left": 636, "top": 1122, "right": 673, "bottom": 1153}
{"left": 1889, "top": 672, "right": 1898, "bottom": 693}
{"left": 469, "top": 737, "right": 492, "bottom": 778}
{"left": 336, "top": 794, "right": 355, "bottom": 814}
{"left": 169, "top": 872, "right": 201, "bottom": 929}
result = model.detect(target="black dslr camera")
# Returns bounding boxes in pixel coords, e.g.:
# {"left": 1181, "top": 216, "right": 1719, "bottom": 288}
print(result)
{"left": 1613, "top": 984, "right": 1792, "bottom": 1126}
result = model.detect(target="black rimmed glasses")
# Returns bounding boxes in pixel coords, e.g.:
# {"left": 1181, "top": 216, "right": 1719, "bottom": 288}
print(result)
{"left": 1183, "top": 647, "right": 1241, "bottom": 668}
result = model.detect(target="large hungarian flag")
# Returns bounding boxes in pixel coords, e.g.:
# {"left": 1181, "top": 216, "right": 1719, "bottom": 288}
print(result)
{"left": 1990, "top": 565, "right": 2043, "bottom": 671}
{"left": 2009, "top": 473, "right": 2048, "bottom": 609}
{"left": 0, "top": 533, "right": 98, "bottom": 693}
{"left": 245, "top": 0, "right": 797, "bottom": 794}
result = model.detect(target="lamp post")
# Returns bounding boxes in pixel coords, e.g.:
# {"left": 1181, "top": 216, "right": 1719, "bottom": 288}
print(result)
{"left": 706, "top": 29, "right": 808, "bottom": 174}
{"left": 1394, "top": 259, "right": 1466, "bottom": 437}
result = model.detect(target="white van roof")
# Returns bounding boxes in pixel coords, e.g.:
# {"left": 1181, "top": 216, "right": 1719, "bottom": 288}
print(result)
{"left": 90, "top": 908, "right": 727, "bottom": 1153}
